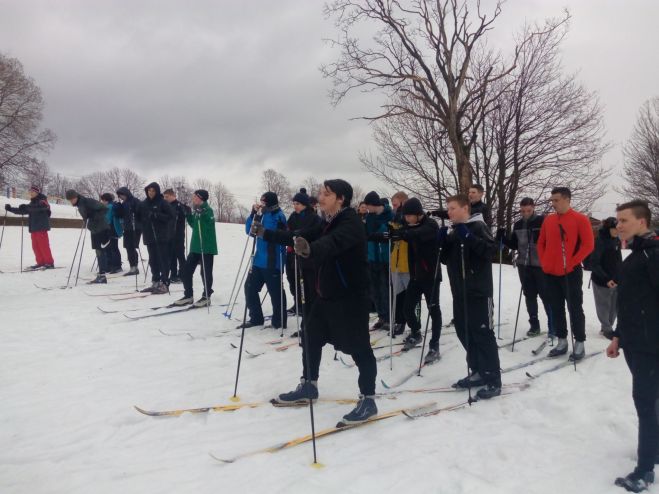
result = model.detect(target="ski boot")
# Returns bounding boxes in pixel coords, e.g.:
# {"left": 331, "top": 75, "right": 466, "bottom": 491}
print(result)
{"left": 402, "top": 332, "right": 422, "bottom": 351}
{"left": 124, "top": 266, "right": 139, "bottom": 276}
{"left": 371, "top": 317, "right": 385, "bottom": 330}
{"left": 43, "top": 264, "right": 55, "bottom": 270}
{"left": 452, "top": 372, "right": 485, "bottom": 389}
{"left": 614, "top": 468, "right": 654, "bottom": 492}
{"left": 140, "top": 281, "right": 158, "bottom": 293}
{"left": 151, "top": 282, "right": 169, "bottom": 295}
{"left": 235, "top": 321, "right": 264, "bottom": 329}
{"left": 424, "top": 348, "right": 440, "bottom": 365}
{"left": 526, "top": 327, "right": 541, "bottom": 337}
{"left": 87, "top": 274, "right": 107, "bottom": 284}
{"left": 547, "top": 338, "right": 568, "bottom": 357}
{"left": 193, "top": 295, "right": 210, "bottom": 308}
{"left": 569, "top": 341, "right": 585, "bottom": 362}
{"left": 273, "top": 379, "right": 318, "bottom": 406}
{"left": 338, "top": 395, "right": 378, "bottom": 426}
{"left": 476, "top": 374, "right": 502, "bottom": 399}
{"left": 170, "top": 276, "right": 182, "bottom": 284}
{"left": 173, "top": 296, "right": 194, "bottom": 306}
{"left": 393, "top": 323, "right": 405, "bottom": 336}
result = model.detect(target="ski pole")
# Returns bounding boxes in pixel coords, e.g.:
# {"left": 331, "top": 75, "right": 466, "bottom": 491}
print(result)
{"left": 388, "top": 237, "right": 394, "bottom": 371}
{"left": 417, "top": 250, "right": 442, "bottom": 376}
{"left": 232, "top": 213, "right": 262, "bottom": 401}
{"left": 279, "top": 249, "right": 284, "bottom": 338}
{"left": 296, "top": 250, "right": 319, "bottom": 466}
{"left": 66, "top": 219, "right": 86, "bottom": 288}
{"left": 224, "top": 235, "right": 250, "bottom": 310}
{"left": 74, "top": 223, "right": 89, "bottom": 286}
{"left": 90, "top": 256, "right": 97, "bottom": 273}
{"left": 0, "top": 209, "right": 7, "bottom": 256}
{"left": 225, "top": 259, "right": 250, "bottom": 318}
{"left": 197, "top": 214, "right": 210, "bottom": 314}
{"left": 496, "top": 238, "right": 503, "bottom": 339}
{"left": 294, "top": 254, "right": 301, "bottom": 346}
{"left": 460, "top": 242, "right": 474, "bottom": 405}
{"left": 20, "top": 215, "right": 24, "bottom": 272}
{"left": 559, "top": 224, "right": 577, "bottom": 371}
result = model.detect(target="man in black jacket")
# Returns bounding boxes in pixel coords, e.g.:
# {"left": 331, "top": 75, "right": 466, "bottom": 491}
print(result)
{"left": 440, "top": 194, "right": 501, "bottom": 399}
{"left": 607, "top": 200, "right": 659, "bottom": 493}
{"left": 497, "top": 197, "right": 553, "bottom": 338}
{"left": 273, "top": 179, "right": 378, "bottom": 425}
{"left": 115, "top": 187, "right": 142, "bottom": 276}
{"left": 138, "top": 182, "right": 175, "bottom": 294}
{"left": 468, "top": 184, "right": 492, "bottom": 227}
{"left": 5, "top": 185, "right": 55, "bottom": 270}
{"left": 395, "top": 198, "right": 442, "bottom": 362}
{"left": 65, "top": 189, "right": 110, "bottom": 284}
{"left": 163, "top": 188, "right": 190, "bottom": 283}
{"left": 591, "top": 217, "right": 622, "bottom": 340}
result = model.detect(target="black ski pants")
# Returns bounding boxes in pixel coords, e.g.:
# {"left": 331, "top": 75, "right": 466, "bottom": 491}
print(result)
{"left": 182, "top": 252, "right": 214, "bottom": 299}
{"left": 544, "top": 267, "right": 586, "bottom": 342}
{"left": 146, "top": 242, "right": 170, "bottom": 284}
{"left": 245, "top": 266, "right": 287, "bottom": 328}
{"left": 169, "top": 234, "right": 186, "bottom": 279}
{"left": 518, "top": 265, "right": 553, "bottom": 334}
{"left": 123, "top": 229, "right": 142, "bottom": 268}
{"left": 404, "top": 279, "right": 442, "bottom": 349}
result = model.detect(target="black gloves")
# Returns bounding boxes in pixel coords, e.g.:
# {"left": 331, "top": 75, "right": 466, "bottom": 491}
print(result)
{"left": 4, "top": 204, "right": 10, "bottom": 211}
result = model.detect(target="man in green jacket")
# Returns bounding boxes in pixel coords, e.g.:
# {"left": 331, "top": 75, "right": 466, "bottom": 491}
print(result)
{"left": 173, "top": 189, "right": 217, "bottom": 307}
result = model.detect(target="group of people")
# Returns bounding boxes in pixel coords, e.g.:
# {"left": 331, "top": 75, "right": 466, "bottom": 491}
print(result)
{"left": 5, "top": 177, "right": 658, "bottom": 492}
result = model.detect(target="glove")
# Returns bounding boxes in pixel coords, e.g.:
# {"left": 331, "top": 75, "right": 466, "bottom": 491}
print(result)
{"left": 293, "top": 236, "right": 311, "bottom": 258}
{"left": 428, "top": 209, "right": 449, "bottom": 219}
{"left": 455, "top": 223, "right": 470, "bottom": 240}
{"left": 250, "top": 221, "right": 265, "bottom": 238}
{"left": 495, "top": 228, "right": 506, "bottom": 243}
{"left": 4, "top": 204, "right": 10, "bottom": 211}
{"left": 389, "top": 229, "right": 403, "bottom": 241}
{"left": 437, "top": 226, "right": 449, "bottom": 244}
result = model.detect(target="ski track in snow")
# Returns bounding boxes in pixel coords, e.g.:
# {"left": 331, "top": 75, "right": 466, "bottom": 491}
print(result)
{"left": 0, "top": 222, "right": 636, "bottom": 494}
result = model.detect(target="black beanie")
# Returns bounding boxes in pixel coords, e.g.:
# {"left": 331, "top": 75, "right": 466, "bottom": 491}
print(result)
{"left": 292, "top": 188, "right": 310, "bottom": 207}
{"left": 261, "top": 191, "right": 278, "bottom": 208}
{"left": 194, "top": 189, "right": 209, "bottom": 202}
{"left": 100, "top": 192, "right": 115, "bottom": 202}
{"left": 65, "top": 189, "right": 78, "bottom": 200}
{"left": 402, "top": 197, "right": 424, "bottom": 216}
{"left": 364, "top": 191, "right": 381, "bottom": 206}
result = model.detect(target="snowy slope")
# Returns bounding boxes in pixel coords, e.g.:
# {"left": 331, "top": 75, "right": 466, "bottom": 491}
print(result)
{"left": 0, "top": 223, "right": 638, "bottom": 494}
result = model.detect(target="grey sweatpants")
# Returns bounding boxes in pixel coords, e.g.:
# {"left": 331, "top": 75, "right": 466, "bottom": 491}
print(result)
{"left": 592, "top": 283, "right": 617, "bottom": 333}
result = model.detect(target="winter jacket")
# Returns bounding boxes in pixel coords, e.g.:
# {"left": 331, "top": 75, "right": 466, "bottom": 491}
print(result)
{"left": 114, "top": 187, "right": 142, "bottom": 232}
{"left": 284, "top": 209, "right": 322, "bottom": 254}
{"left": 502, "top": 214, "right": 544, "bottom": 268}
{"left": 365, "top": 205, "right": 393, "bottom": 263}
{"left": 440, "top": 213, "right": 497, "bottom": 298}
{"left": 170, "top": 200, "right": 190, "bottom": 239}
{"left": 537, "top": 208, "right": 594, "bottom": 276}
{"left": 138, "top": 183, "right": 175, "bottom": 245}
{"left": 470, "top": 200, "right": 492, "bottom": 227}
{"left": 390, "top": 209, "right": 410, "bottom": 274}
{"left": 400, "top": 215, "right": 440, "bottom": 283}
{"left": 7, "top": 193, "right": 51, "bottom": 233}
{"left": 74, "top": 195, "right": 109, "bottom": 234}
{"left": 187, "top": 202, "right": 217, "bottom": 255}
{"left": 105, "top": 202, "right": 124, "bottom": 238}
{"left": 245, "top": 207, "right": 287, "bottom": 270}
{"left": 613, "top": 233, "right": 659, "bottom": 354}
{"left": 590, "top": 228, "right": 622, "bottom": 287}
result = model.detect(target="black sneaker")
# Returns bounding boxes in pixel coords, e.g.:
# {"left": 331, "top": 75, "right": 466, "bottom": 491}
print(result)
{"left": 338, "top": 396, "right": 378, "bottom": 426}
{"left": 476, "top": 382, "right": 502, "bottom": 400}
{"left": 170, "top": 277, "right": 182, "bottom": 284}
{"left": 235, "top": 321, "right": 264, "bottom": 329}
{"left": 393, "top": 323, "right": 405, "bottom": 336}
{"left": 123, "top": 267, "right": 139, "bottom": 276}
{"left": 109, "top": 267, "right": 123, "bottom": 274}
{"left": 42, "top": 264, "right": 55, "bottom": 270}
{"left": 275, "top": 380, "right": 318, "bottom": 404}
{"left": 614, "top": 469, "right": 654, "bottom": 492}
{"left": 424, "top": 348, "right": 440, "bottom": 365}
{"left": 86, "top": 274, "right": 107, "bottom": 284}
{"left": 526, "top": 327, "right": 541, "bottom": 337}
{"left": 452, "top": 372, "right": 485, "bottom": 389}
{"left": 26, "top": 264, "right": 43, "bottom": 271}
{"left": 371, "top": 317, "right": 385, "bottom": 330}
{"left": 402, "top": 332, "right": 422, "bottom": 351}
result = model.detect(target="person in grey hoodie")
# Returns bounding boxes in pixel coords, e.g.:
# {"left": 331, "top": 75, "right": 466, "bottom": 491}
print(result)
{"left": 590, "top": 217, "right": 622, "bottom": 339}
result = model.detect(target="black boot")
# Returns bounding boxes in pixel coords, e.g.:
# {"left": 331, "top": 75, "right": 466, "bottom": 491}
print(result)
{"left": 452, "top": 372, "right": 485, "bottom": 389}
{"left": 235, "top": 321, "right": 264, "bottom": 329}
{"left": 274, "top": 379, "right": 319, "bottom": 405}
{"left": 614, "top": 468, "right": 654, "bottom": 492}
{"left": 402, "top": 332, "right": 422, "bottom": 351}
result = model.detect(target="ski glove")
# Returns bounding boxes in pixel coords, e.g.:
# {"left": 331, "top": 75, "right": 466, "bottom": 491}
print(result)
{"left": 293, "top": 236, "right": 311, "bottom": 258}
{"left": 250, "top": 221, "right": 265, "bottom": 238}
{"left": 4, "top": 204, "right": 10, "bottom": 211}
{"left": 455, "top": 223, "right": 470, "bottom": 240}
{"left": 437, "top": 226, "right": 449, "bottom": 244}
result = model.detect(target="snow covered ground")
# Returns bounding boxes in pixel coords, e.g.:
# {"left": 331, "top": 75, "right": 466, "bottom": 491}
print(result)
{"left": 0, "top": 223, "right": 640, "bottom": 494}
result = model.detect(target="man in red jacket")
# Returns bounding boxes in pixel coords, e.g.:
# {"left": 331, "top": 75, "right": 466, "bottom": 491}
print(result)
{"left": 537, "top": 187, "right": 594, "bottom": 360}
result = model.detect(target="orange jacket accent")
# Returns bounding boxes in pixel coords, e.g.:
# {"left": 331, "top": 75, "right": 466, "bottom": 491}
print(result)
{"left": 537, "top": 209, "right": 595, "bottom": 276}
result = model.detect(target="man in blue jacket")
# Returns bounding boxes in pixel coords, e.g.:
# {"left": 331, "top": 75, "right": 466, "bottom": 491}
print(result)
{"left": 239, "top": 191, "right": 288, "bottom": 330}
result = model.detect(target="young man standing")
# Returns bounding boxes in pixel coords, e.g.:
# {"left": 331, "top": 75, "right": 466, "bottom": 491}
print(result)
{"left": 275, "top": 179, "right": 378, "bottom": 424}
{"left": 606, "top": 200, "right": 659, "bottom": 493}
{"left": 537, "top": 187, "right": 594, "bottom": 360}
{"left": 364, "top": 191, "right": 393, "bottom": 331}
{"left": 100, "top": 193, "right": 123, "bottom": 274}
{"left": 5, "top": 185, "right": 54, "bottom": 270}
{"left": 440, "top": 194, "right": 501, "bottom": 399}
{"left": 239, "top": 192, "right": 288, "bottom": 330}
{"left": 115, "top": 187, "right": 142, "bottom": 276}
{"left": 468, "top": 184, "right": 492, "bottom": 227}
{"left": 173, "top": 190, "right": 217, "bottom": 308}
{"left": 591, "top": 217, "right": 622, "bottom": 340}
{"left": 497, "top": 197, "right": 553, "bottom": 337}
{"left": 390, "top": 191, "right": 410, "bottom": 337}
{"left": 163, "top": 188, "right": 190, "bottom": 283}
{"left": 65, "top": 189, "right": 110, "bottom": 284}
{"left": 138, "top": 182, "right": 175, "bottom": 294}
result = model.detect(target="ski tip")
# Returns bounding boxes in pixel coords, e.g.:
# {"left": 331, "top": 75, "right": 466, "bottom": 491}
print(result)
{"left": 229, "top": 395, "right": 241, "bottom": 403}
{"left": 134, "top": 405, "right": 155, "bottom": 416}
{"left": 229, "top": 343, "right": 238, "bottom": 349}
{"left": 208, "top": 452, "right": 233, "bottom": 464}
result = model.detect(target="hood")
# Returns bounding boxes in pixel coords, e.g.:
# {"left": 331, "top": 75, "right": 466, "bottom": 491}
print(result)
{"left": 116, "top": 187, "right": 134, "bottom": 199}
{"left": 467, "top": 212, "right": 486, "bottom": 225}
{"left": 33, "top": 193, "right": 47, "bottom": 202}
{"left": 144, "top": 182, "right": 162, "bottom": 200}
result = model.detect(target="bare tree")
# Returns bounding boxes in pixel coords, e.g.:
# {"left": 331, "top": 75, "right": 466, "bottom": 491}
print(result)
{"left": 20, "top": 159, "right": 52, "bottom": 193}
{"left": 119, "top": 169, "right": 145, "bottom": 198}
{"left": 261, "top": 168, "right": 293, "bottom": 212}
{"left": 212, "top": 180, "right": 237, "bottom": 223}
{"left": 49, "top": 172, "right": 76, "bottom": 202}
{"left": 352, "top": 184, "right": 367, "bottom": 206}
{"left": 0, "top": 53, "right": 56, "bottom": 186}
{"left": 75, "top": 172, "right": 107, "bottom": 199}
{"left": 159, "top": 175, "right": 190, "bottom": 202}
{"left": 323, "top": 0, "right": 568, "bottom": 193}
{"left": 621, "top": 97, "right": 659, "bottom": 220}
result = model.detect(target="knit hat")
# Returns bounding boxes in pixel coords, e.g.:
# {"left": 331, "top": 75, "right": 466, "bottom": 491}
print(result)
{"left": 402, "top": 197, "right": 424, "bottom": 216}
{"left": 194, "top": 189, "right": 209, "bottom": 202}
{"left": 261, "top": 191, "right": 278, "bottom": 208}
{"left": 363, "top": 191, "right": 381, "bottom": 206}
{"left": 29, "top": 185, "right": 41, "bottom": 194}
{"left": 292, "top": 188, "right": 310, "bottom": 207}
{"left": 65, "top": 189, "right": 78, "bottom": 200}
{"left": 602, "top": 216, "right": 617, "bottom": 230}
{"left": 100, "top": 192, "right": 115, "bottom": 202}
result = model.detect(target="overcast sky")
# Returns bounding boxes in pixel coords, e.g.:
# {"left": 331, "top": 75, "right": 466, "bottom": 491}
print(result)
{"left": 1, "top": 0, "right": 657, "bottom": 215}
